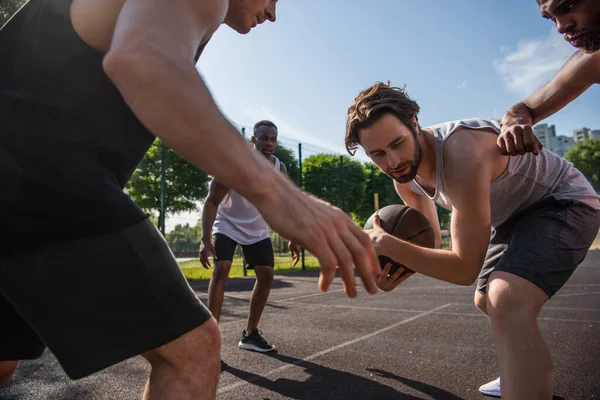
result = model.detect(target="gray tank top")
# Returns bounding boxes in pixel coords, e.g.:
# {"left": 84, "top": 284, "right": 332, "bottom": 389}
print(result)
{"left": 410, "top": 118, "right": 600, "bottom": 227}
{"left": 213, "top": 156, "right": 281, "bottom": 245}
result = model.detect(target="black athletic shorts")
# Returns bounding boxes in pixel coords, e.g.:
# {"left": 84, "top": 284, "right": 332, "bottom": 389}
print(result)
{"left": 0, "top": 219, "right": 212, "bottom": 380}
{"left": 478, "top": 197, "right": 600, "bottom": 298}
{"left": 212, "top": 233, "right": 274, "bottom": 269}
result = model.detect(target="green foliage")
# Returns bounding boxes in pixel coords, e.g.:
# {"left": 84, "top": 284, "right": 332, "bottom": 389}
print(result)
{"left": 353, "top": 163, "right": 404, "bottom": 226}
{"left": 302, "top": 154, "right": 366, "bottom": 214}
{"left": 0, "top": 0, "right": 26, "bottom": 27}
{"left": 436, "top": 205, "right": 452, "bottom": 230}
{"left": 126, "top": 139, "right": 210, "bottom": 217}
{"left": 180, "top": 254, "right": 321, "bottom": 280}
{"left": 166, "top": 222, "right": 201, "bottom": 254}
{"left": 273, "top": 145, "right": 299, "bottom": 186}
{"left": 565, "top": 138, "right": 600, "bottom": 192}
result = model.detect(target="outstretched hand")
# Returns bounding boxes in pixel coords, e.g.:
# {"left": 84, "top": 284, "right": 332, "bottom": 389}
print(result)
{"left": 257, "top": 186, "right": 380, "bottom": 298}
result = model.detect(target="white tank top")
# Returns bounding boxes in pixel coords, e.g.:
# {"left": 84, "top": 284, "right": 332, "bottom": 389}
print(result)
{"left": 409, "top": 118, "right": 600, "bottom": 228}
{"left": 213, "top": 156, "right": 282, "bottom": 244}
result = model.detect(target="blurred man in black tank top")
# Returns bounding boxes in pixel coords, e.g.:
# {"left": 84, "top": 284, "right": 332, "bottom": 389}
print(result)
{"left": 0, "top": 1, "right": 380, "bottom": 398}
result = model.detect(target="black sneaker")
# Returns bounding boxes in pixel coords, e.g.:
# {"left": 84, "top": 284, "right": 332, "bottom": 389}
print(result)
{"left": 238, "top": 329, "right": 276, "bottom": 352}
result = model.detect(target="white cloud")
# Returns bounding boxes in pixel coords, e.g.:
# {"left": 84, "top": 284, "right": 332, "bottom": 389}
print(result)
{"left": 456, "top": 80, "right": 468, "bottom": 89}
{"left": 493, "top": 30, "right": 576, "bottom": 96}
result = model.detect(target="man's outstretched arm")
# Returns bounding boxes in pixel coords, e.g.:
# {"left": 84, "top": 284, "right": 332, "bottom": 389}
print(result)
{"left": 498, "top": 50, "right": 600, "bottom": 156}
{"left": 101, "top": 0, "right": 379, "bottom": 296}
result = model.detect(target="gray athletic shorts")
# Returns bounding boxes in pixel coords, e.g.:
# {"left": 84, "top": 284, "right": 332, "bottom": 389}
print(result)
{"left": 0, "top": 219, "right": 212, "bottom": 379}
{"left": 478, "top": 197, "right": 600, "bottom": 298}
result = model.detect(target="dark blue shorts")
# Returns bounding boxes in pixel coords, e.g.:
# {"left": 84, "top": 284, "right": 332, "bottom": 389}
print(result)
{"left": 478, "top": 197, "right": 600, "bottom": 298}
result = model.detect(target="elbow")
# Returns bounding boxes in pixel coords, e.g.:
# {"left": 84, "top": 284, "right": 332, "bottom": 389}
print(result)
{"left": 455, "top": 265, "right": 480, "bottom": 286}
{"left": 103, "top": 46, "right": 167, "bottom": 92}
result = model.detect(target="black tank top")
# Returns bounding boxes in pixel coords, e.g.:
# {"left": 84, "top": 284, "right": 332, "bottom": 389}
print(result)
{"left": 0, "top": 0, "right": 207, "bottom": 253}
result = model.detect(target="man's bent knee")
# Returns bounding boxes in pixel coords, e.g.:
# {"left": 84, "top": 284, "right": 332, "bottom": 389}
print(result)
{"left": 486, "top": 271, "right": 548, "bottom": 331}
{"left": 0, "top": 360, "right": 19, "bottom": 387}
{"left": 143, "top": 317, "right": 221, "bottom": 369}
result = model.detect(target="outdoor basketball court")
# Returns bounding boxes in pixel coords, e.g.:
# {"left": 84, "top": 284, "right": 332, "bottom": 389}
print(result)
{"left": 1, "top": 250, "right": 599, "bottom": 399}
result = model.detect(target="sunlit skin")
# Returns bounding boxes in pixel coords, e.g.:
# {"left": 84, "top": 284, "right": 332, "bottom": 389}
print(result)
{"left": 224, "top": 0, "right": 278, "bottom": 34}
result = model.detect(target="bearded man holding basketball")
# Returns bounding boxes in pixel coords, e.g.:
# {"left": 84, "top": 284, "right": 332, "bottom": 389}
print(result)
{"left": 345, "top": 82, "right": 600, "bottom": 400}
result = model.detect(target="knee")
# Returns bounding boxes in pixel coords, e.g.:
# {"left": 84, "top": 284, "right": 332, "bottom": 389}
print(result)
{"left": 486, "top": 280, "right": 539, "bottom": 332}
{"left": 474, "top": 291, "right": 488, "bottom": 315}
{"left": 256, "top": 267, "right": 274, "bottom": 286}
{"left": 144, "top": 318, "right": 221, "bottom": 370}
{"left": 0, "top": 361, "right": 19, "bottom": 387}
{"left": 212, "top": 262, "right": 232, "bottom": 281}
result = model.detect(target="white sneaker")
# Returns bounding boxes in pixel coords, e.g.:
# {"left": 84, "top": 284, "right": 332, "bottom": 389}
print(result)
{"left": 479, "top": 377, "right": 501, "bottom": 397}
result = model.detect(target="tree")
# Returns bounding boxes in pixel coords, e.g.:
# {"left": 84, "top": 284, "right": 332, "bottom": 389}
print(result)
{"left": 565, "top": 138, "right": 600, "bottom": 192}
{"left": 126, "top": 139, "right": 211, "bottom": 218}
{"left": 166, "top": 222, "right": 201, "bottom": 254}
{"left": 354, "top": 163, "right": 403, "bottom": 226}
{"left": 1, "top": 0, "right": 26, "bottom": 27}
{"left": 302, "top": 154, "right": 366, "bottom": 215}
{"left": 274, "top": 145, "right": 300, "bottom": 186}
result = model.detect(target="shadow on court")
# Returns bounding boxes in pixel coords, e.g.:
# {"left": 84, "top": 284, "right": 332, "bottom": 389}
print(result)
{"left": 224, "top": 351, "right": 462, "bottom": 400}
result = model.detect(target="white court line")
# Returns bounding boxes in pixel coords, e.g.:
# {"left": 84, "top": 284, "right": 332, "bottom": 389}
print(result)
{"left": 276, "top": 301, "right": 600, "bottom": 323}
{"left": 562, "top": 283, "right": 600, "bottom": 287}
{"left": 275, "top": 289, "right": 345, "bottom": 303}
{"left": 544, "top": 306, "right": 600, "bottom": 311}
{"left": 273, "top": 301, "right": 437, "bottom": 314}
{"left": 217, "top": 303, "right": 452, "bottom": 394}
{"left": 553, "top": 291, "right": 600, "bottom": 298}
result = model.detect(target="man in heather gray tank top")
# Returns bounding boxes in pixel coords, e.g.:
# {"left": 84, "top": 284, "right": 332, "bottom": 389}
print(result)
{"left": 345, "top": 82, "right": 600, "bottom": 400}
{"left": 200, "top": 121, "right": 300, "bottom": 357}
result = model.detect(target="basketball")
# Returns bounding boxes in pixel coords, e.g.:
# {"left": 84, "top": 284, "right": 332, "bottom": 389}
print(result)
{"left": 363, "top": 204, "right": 435, "bottom": 277}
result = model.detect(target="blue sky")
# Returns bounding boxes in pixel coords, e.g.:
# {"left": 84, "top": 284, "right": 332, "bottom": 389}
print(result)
{"left": 170, "top": 0, "right": 600, "bottom": 230}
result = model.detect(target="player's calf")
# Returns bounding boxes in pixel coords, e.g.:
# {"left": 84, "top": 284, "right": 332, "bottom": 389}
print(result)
{"left": 141, "top": 318, "right": 221, "bottom": 400}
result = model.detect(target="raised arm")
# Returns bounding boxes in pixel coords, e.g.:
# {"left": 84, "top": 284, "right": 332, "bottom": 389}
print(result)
{"left": 93, "top": 0, "right": 379, "bottom": 297}
{"left": 498, "top": 50, "right": 600, "bottom": 156}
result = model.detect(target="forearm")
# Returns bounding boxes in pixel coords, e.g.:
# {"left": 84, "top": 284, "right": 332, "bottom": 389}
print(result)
{"left": 501, "top": 102, "right": 535, "bottom": 127}
{"left": 380, "top": 235, "right": 477, "bottom": 285}
{"left": 104, "top": 52, "right": 290, "bottom": 207}
{"left": 201, "top": 202, "right": 219, "bottom": 241}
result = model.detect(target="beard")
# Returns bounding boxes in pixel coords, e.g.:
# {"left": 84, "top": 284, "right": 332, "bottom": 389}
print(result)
{"left": 566, "top": 28, "right": 600, "bottom": 53}
{"left": 388, "top": 135, "right": 423, "bottom": 184}
{"left": 581, "top": 31, "right": 600, "bottom": 53}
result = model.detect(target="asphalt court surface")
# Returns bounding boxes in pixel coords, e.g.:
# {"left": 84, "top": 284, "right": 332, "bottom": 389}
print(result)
{"left": 2, "top": 250, "right": 599, "bottom": 399}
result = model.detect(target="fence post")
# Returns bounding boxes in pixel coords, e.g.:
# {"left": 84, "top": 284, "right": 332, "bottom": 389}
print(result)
{"left": 298, "top": 143, "right": 305, "bottom": 271}
{"left": 371, "top": 163, "right": 375, "bottom": 211}
{"left": 159, "top": 141, "right": 167, "bottom": 236}
{"left": 340, "top": 155, "right": 345, "bottom": 211}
